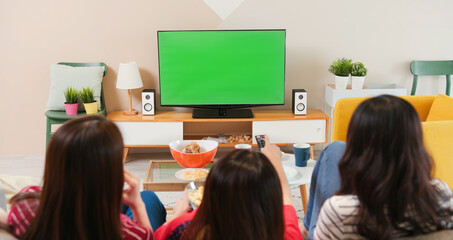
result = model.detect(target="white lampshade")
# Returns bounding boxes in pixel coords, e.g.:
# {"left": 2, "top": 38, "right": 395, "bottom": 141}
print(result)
{"left": 116, "top": 62, "right": 143, "bottom": 89}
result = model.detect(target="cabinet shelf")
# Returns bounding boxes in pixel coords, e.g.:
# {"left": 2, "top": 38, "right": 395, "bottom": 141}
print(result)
{"left": 107, "top": 109, "right": 329, "bottom": 162}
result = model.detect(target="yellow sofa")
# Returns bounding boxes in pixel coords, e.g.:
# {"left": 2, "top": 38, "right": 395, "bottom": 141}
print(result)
{"left": 332, "top": 95, "right": 453, "bottom": 189}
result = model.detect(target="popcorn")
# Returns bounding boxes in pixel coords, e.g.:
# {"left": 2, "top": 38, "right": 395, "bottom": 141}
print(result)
{"left": 188, "top": 186, "right": 204, "bottom": 207}
{"left": 227, "top": 134, "right": 252, "bottom": 143}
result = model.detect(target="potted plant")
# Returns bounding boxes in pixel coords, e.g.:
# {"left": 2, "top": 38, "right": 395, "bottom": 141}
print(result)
{"left": 329, "top": 58, "right": 352, "bottom": 90}
{"left": 80, "top": 87, "right": 98, "bottom": 114}
{"left": 351, "top": 62, "right": 368, "bottom": 90}
{"left": 64, "top": 87, "right": 79, "bottom": 115}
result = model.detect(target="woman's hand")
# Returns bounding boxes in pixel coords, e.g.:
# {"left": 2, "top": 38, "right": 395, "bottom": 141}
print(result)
{"left": 260, "top": 135, "right": 292, "bottom": 205}
{"left": 173, "top": 194, "right": 192, "bottom": 219}
{"left": 122, "top": 169, "right": 143, "bottom": 208}
{"left": 122, "top": 170, "right": 153, "bottom": 231}
{"left": 261, "top": 135, "right": 283, "bottom": 171}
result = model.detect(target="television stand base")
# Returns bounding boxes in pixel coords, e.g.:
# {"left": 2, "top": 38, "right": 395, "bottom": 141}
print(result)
{"left": 192, "top": 108, "right": 254, "bottom": 118}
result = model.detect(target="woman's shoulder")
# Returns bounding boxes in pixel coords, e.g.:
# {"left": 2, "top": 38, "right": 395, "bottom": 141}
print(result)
{"left": 154, "top": 210, "right": 197, "bottom": 240}
{"left": 431, "top": 179, "right": 453, "bottom": 209}
{"left": 326, "top": 195, "right": 360, "bottom": 209}
{"left": 7, "top": 186, "right": 42, "bottom": 237}
{"left": 315, "top": 195, "right": 361, "bottom": 239}
{"left": 431, "top": 178, "right": 452, "bottom": 193}
{"left": 322, "top": 195, "right": 361, "bottom": 224}
{"left": 120, "top": 214, "right": 153, "bottom": 240}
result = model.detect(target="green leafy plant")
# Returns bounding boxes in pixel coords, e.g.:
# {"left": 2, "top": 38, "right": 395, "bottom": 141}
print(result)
{"left": 80, "top": 87, "right": 95, "bottom": 103}
{"left": 329, "top": 58, "right": 352, "bottom": 76}
{"left": 64, "top": 87, "right": 79, "bottom": 104}
{"left": 351, "top": 62, "right": 368, "bottom": 76}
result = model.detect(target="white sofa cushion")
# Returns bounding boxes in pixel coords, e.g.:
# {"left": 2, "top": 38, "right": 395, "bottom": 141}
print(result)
{"left": 46, "top": 64, "right": 104, "bottom": 111}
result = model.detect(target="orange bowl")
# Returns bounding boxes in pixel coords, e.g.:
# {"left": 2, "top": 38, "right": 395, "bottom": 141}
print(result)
{"left": 169, "top": 140, "right": 218, "bottom": 168}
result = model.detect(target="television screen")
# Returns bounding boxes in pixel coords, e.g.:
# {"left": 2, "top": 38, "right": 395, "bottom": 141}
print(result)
{"left": 158, "top": 30, "right": 286, "bottom": 109}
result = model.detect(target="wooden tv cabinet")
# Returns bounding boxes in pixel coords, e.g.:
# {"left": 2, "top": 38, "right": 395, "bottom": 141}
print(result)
{"left": 107, "top": 109, "right": 328, "bottom": 161}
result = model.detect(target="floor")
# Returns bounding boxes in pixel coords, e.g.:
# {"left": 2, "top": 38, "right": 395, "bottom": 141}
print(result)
{"left": 0, "top": 146, "right": 319, "bottom": 221}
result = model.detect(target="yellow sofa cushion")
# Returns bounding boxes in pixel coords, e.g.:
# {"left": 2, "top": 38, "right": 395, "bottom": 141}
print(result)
{"left": 400, "top": 96, "right": 435, "bottom": 121}
{"left": 332, "top": 97, "right": 367, "bottom": 142}
{"left": 422, "top": 121, "right": 453, "bottom": 188}
{"left": 426, "top": 94, "right": 453, "bottom": 122}
{"left": 332, "top": 96, "right": 435, "bottom": 142}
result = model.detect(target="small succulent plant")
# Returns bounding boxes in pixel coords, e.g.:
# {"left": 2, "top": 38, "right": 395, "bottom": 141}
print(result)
{"left": 80, "top": 87, "right": 95, "bottom": 103}
{"left": 329, "top": 58, "right": 352, "bottom": 77}
{"left": 64, "top": 87, "right": 79, "bottom": 104}
{"left": 351, "top": 62, "right": 368, "bottom": 77}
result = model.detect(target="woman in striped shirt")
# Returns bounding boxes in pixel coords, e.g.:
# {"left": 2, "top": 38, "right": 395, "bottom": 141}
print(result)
{"left": 307, "top": 95, "right": 453, "bottom": 239}
{"left": 4, "top": 116, "right": 167, "bottom": 240}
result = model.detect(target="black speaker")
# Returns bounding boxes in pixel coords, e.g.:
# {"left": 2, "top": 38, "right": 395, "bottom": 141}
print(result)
{"left": 142, "top": 89, "right": 156, "bottom": 115}
{"left": 292, "top": 89, "right": 307, "bottom": 115}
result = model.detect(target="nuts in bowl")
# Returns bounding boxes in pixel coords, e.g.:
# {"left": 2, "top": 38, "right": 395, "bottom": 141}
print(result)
{"left": 169, "top": 140, "right": 218, "bottom": 168}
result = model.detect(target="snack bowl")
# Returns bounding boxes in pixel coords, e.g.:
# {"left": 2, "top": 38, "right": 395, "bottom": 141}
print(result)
{"left": 185, "top": 180, "right": 206, "bottom": 209}
{"left": 169, "top": 140, "right": 218, "bottom": 168}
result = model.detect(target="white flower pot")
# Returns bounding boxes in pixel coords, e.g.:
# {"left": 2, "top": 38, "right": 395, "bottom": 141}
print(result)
{"left": 334, "top": 75, "right": 349, "bottom": 90}
{"left": 351, "top": 76, "right": 366, "bottom": 90}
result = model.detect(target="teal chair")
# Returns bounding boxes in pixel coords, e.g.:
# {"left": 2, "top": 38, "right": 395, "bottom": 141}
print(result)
{"left": 45, "top": 62, "right": 107, "bottom": 148}
{"left": 410, "top": 60, "right": 453, "bottom": 96}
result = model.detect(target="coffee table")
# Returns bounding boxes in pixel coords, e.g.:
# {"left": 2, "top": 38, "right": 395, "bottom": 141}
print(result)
{"left": 143, "top": 160, "right": 214, "bottom": 192}
{"left": 281, "top": 153, "right": 315, "bottom": 212}
{"left": 143, "top": 154, "right": 314, "bottom": 212}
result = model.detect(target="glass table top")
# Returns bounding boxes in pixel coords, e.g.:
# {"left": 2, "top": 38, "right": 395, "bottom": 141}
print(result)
{"left": 143, "top": 160, "right": 213, "bottom": 191}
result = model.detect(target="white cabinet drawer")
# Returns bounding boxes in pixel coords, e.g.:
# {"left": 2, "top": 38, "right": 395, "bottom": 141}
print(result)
{"left": 253, "top": 120, "right": 326, "bottom": 144}
{"left": 114, "top": 122, "right": 183, "bottom": 145}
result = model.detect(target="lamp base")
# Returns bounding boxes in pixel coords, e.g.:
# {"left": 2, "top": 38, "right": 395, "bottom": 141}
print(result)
{"left": 123, "top": 110, "right": 139, "bottom": 116}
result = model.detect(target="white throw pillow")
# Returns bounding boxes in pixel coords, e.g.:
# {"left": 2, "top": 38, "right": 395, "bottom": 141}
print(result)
{"left": 46, "top": 64, "right": 104, "bottom": 111}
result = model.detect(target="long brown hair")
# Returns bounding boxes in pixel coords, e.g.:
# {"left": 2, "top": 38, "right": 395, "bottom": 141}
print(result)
{"left": 337, "top": 95, "right": 452, "bottom": 239}
{"left": 182, "top": 150, "right": 285, "bottom": 240}
{"left": 21, "top": 115, "right": 124, "bottom": 240}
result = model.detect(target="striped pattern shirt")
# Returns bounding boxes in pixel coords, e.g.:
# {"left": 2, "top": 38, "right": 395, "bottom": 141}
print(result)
{"left": 314, "top": 179, "right": 453, "bottom": 239}
{"left": 7, "top": 185, "right": 152, "bottom": 240}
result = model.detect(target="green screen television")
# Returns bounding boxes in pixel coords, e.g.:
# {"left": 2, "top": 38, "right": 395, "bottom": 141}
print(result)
{"left": 158, "top": 29, "right": 286, "bottom": 118}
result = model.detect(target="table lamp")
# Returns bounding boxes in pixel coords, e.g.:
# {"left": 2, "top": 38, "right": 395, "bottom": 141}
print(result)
{"left": 116, "top": 62, "right": 143, "bottom": 115}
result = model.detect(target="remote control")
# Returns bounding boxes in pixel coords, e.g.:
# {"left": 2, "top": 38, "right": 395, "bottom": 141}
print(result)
{"left": 255, "top": 135, "right": 265, "bottom": 149}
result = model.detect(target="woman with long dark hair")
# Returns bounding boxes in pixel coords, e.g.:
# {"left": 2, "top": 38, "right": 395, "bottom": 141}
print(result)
{"left": 4, "top": 115, "right": 166, "bottom": 239}
{"left": 155, "top": 137, "right": 303, "bottom": 240}
{"left": 304, "top": 95, "right": 453, "bottom": 239}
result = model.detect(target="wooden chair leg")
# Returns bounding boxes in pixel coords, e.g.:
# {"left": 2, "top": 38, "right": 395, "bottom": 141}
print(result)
{"left": 123, "top": 147, "right": 130, "bottom": 164}
{"left": 300, "top": 184, "right": 308, "bottom": 215}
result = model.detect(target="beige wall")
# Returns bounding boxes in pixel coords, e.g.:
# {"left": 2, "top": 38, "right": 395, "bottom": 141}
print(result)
{"left": 1, "top": 0, "right": 453, "bottom": 154}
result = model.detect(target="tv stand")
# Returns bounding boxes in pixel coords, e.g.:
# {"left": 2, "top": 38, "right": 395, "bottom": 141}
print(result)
{"left": 107, "top": 109, "right": 328, "bottom": 162}
{"left": 192, "top": 108, "right": 254, "bottom": 118}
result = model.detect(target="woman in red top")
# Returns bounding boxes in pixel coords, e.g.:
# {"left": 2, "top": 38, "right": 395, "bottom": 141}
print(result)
{"left": 155, "top": 136, "right": 303, "bottom": 240}
{"left": 4, "top": 115, "right": 166, "bottom": 240}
